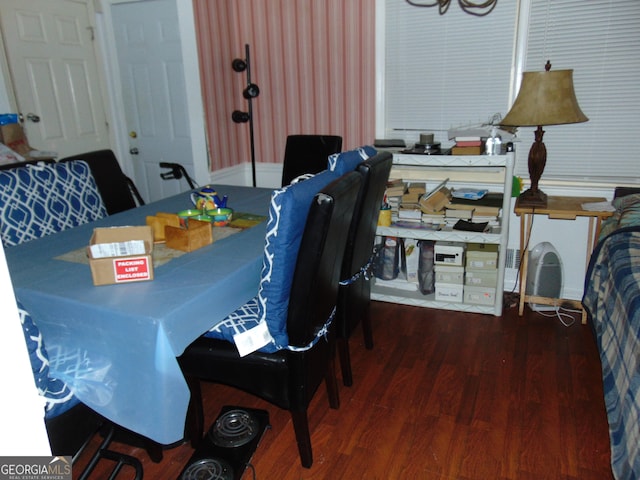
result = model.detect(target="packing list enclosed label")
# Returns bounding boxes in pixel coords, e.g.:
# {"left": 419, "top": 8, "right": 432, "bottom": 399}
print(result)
{"left": 113, "top": 256, "right": 151, "bottom": 282}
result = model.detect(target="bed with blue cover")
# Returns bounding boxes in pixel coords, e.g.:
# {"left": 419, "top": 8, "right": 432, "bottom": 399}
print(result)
{"left": 582, "top": 190, "right": 640, "bottom": 480}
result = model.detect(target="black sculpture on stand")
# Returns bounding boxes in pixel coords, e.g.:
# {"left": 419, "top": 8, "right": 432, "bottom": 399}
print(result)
{"left": 231, "top": 44, "right": 260, "bottom": 187}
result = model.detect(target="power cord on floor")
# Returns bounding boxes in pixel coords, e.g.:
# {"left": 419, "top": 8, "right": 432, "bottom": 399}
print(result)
{"left": 535, "top": 306, "right": 580, "bottom": 327}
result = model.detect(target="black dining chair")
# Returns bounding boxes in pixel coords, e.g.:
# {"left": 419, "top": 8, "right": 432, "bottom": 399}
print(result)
{"left": 281, "top": 134, "right": 342, "bottom": 186}
{"left": 178, "top": 170, "right": 362, "bottom": 468}
{"left": 336, "top": 151, "right": 393, "bottom": 386}
{"left": 59, "top": 149, "right": 145, "bottom": 214}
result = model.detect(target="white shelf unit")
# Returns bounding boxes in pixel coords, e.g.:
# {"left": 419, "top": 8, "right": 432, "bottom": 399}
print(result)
{"left": 372, "top": 152, "right": 515, "bottom": 316}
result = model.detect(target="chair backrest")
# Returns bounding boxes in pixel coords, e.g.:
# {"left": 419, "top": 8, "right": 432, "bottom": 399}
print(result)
{"left": 342, "top": 151, "right": 393, "bottom": 281}
{"left": 286, "top": 171, "right": 361, "bottom": 346}
{"left": 59, "top": 149, "right": 144, "bottom": 214}
{"left": 281, "top": 134, "right": 342, "bottom": 187}
{"left": 0, "top": 161, "right": 107, "bottom": 246}
{"left": 0, "top": 159, "right": 56, "bottom": 170}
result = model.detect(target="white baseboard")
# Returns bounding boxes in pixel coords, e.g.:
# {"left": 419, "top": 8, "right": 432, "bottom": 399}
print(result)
{"left": 209, "top": 162, "right": 282, "bottom": 189}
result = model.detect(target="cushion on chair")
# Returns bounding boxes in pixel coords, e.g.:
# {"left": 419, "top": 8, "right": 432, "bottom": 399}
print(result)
{"left": 0, "top": 161, "right": 107, "bottom": 246}
{"left": 204, "top": 297, "right": 261, "bottom": 346}
{"left": 327, "top": 146, "right": 377, "bottom": 176}
{"left": 18, "top": 301, "right": 78, "bottom": 419}
{"left": 205, "top": 169, "right": 340, "bottom": 352}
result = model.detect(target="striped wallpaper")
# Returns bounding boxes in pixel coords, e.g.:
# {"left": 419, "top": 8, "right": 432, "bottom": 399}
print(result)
{"left": 192, "top": 0, "right": 376, "bottom": 172}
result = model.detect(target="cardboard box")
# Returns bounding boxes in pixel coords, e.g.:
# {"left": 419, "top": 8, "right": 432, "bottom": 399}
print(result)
{"left": 465, "top": 268, "right": 498, "bottom": 287}
{"left": 88, "top": 226, "right": 154, "bottom": 286}
{"left": 165, "top": 219, "right": 213, "bottom": 252}
{"left": 0, "top": 123, "right": 30, "bottom": 156}
{"left": 434, "top": 241, "right": 464, "bottom": 266}
{"left": 435, "top": 265, "right": 465, "bottom": 285}
{"left": 435, "top": 283, "right": 463, "bottom": 303}
{"left": 0, "top": 122, "right": 55, "bottom": 161}
{"left": 466, "top": 243, "right": 498, "bottom": 269}
{"left": 463, "top": 285, "right": 496, "bottom": 306}
{"left": 146, "top": 212, "right": 181, "bottom": 242}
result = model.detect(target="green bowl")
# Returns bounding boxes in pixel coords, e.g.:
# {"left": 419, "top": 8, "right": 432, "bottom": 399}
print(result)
{"left": 192, "top": 214, "right": 213, "bottom": 222}
{"left": 205, "top": 207, "right": 233, "bottom": 226}
{"left": 177, "top": 209, "right": 202, "bottom": 219}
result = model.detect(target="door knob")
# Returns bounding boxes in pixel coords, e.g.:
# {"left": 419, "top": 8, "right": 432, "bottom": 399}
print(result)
{"left": 130, "top": 148, "right": 139, "bottom": 155}
{"left": 26, "top": 113, "right": 40, "bottom": 123}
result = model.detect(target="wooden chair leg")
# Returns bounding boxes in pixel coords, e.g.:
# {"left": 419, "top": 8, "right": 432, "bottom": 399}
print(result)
{"left": 362, "top": 312, "right": 374, "bottom": 350}
{"left": 325, "top": 353, "right": 340, "bottom": 409}
{"left": 184, "top": 376, "right": 204, "bottom": 448}
{"left": 290, "top": 409, "right": 313, "bottom": 468}
{"left": 337, "top": 338, "right": 354, "bottom": 387}
{"left": 143, "top": 440, "right": 163, "bottom": 463}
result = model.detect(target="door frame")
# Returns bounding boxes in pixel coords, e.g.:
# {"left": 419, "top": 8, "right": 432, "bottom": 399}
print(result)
{"left": 97, "top": 0, "right": 210, "bottom": 188}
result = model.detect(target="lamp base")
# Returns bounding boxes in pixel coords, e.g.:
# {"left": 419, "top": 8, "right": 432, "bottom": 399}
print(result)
{"left": 517, "top": 187, "right": 548, "bottom": 208}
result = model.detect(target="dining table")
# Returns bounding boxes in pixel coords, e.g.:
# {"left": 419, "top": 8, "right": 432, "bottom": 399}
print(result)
{"left": 5, "top": 184, "right": 273, "bottom": 445}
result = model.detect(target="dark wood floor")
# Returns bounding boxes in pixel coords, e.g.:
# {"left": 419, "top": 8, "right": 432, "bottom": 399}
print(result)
{"left": 74, "top": 300, "right": 613, "bottom": 479}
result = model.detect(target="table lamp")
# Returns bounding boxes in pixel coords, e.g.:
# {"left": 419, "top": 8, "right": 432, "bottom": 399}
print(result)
{"left": 501, "top": 61, "right": 588, "bottom": 208}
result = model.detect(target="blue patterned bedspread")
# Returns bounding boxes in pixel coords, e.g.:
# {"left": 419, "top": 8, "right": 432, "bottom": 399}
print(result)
{"left": 583, "top": 226, "right": 640, "bottom": 480}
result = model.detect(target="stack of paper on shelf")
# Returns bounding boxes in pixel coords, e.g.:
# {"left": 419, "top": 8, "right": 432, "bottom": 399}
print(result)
{"left": 397, "top": 204, "right": 423, "bottom": 222}
{"left": 421, "top": 211, "right": 445, "bottom": 225}
{"left": 451, "top": 135, "right": 484, "bottom": 155}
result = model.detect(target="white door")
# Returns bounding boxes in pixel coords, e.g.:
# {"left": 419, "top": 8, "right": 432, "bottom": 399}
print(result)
{"left": 111, "top": 0, "right": 195, "bottom": 203}
{"left": 0, "top": 0, "right": 110, "bottom": 158}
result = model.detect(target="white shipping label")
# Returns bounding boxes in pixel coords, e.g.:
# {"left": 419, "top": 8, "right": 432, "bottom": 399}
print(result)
{"left": 90, "top": 240, "right": 146, "bottom": 259}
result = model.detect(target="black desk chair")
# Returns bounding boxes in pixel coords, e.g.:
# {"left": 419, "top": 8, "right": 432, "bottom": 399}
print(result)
{"left": 281, "top": 134, "right": 342, "bottom": 186}
{"left": 179, "top": 170, "right": 361, "bottom": 468}
{"left": 59, "top": 150, "right": 144, "bottom": 215}
{"left": 336, "top": 151, "right": 393, "bottom": 386}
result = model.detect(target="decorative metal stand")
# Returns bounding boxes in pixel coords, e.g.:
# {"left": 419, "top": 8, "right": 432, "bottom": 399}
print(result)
{"left": 231, "top": 44, "right": 260, "bottom": 187}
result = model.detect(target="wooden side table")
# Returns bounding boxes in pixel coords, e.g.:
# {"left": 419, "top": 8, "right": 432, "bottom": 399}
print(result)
{"left": 514, "top": 196, "right": 614, "bottom": 324}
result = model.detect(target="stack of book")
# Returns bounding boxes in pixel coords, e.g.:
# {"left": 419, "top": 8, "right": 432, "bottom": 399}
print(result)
{"left": 447, "top": 192, "right": 503, "bottom": 231}
{"left": 421, "top": 211, "right": 445, "bottom": 226}
{"left": 451, "top": 136, "right": 484, "bottom": 155}
{"left": 397, "top": 184, "right": 426, "bottom": 223}
{"left": 384, "top": 179, "right": 406, "bottom": 220}
{"left": 444, "top": 205, "right": 474, "bottom": 227}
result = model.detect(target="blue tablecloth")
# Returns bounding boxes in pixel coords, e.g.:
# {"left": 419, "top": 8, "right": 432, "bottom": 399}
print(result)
{"left": 5, "top": 185, "right": 272, "bottom": 444}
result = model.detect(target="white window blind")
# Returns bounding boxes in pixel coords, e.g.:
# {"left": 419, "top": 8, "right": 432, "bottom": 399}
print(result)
{"left": 383, "top": 0, "right": 518, "bottom": 145}
{"left": 519, "top": 0, "right": 640, "bottom": 184}
{"left": 382, "top": 0, "right": 640, "bottom": 185}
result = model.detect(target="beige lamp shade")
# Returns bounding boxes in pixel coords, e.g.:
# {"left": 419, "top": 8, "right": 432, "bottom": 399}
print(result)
{"left": 501, "top": 69, "right": 588, "bottom": 127}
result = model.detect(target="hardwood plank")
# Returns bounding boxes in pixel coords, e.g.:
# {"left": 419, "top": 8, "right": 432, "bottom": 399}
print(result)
{"left": 72, "top": 302, "right": 614, "bottom": 479}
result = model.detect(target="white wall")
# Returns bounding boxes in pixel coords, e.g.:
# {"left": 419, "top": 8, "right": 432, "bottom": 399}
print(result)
{"left": 0, "top": 17, "right": 51, "bottom": 455}
{"left": 0, "top": 245, "right": 51, "bottom": 455}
